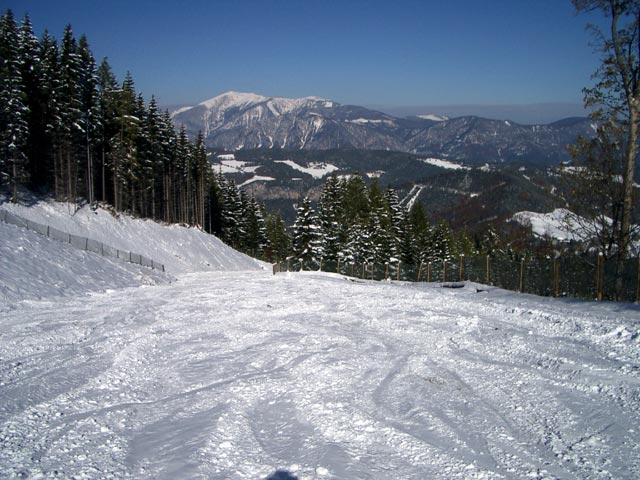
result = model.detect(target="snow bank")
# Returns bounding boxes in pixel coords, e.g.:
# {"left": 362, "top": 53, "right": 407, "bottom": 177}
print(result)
{"left": 0, "top": 221, "right": 170, "bottom": 303}
{"left": 0, "top": 200, "right": 264, "bottom": 275}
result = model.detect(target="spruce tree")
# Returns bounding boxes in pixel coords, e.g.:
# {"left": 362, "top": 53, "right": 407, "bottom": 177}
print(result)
{"left": 0, "top": 10, "right": 29, "bottom": 200}
{"left": 292, "top": 197, "right": 321, "bottom": 264}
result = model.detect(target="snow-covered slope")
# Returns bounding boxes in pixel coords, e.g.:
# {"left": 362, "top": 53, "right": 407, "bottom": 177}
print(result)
{"left": 0, "top": 200, "right": 264, "bottom": 275}
{"left": 0, "top": 271, "right": 638, "bottom": 479}
{"left": 0, "top": 220, "right": 169, "bottom": 303}
{"left": 511, "top": 208, "right": 592, "bottom": 242}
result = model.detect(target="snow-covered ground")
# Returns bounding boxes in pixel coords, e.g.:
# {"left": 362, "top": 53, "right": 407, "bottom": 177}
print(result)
{"left": 274, "top": 160, "right": 339, "bottom": 179}
{"left": 1, "top": 201, "right": 639, "bottom": 479}
{"left": 0, "top": 200, "right": 264, "bottom": 274}
{"left": 511, "top": 208, "right": 592, "bottom": 242}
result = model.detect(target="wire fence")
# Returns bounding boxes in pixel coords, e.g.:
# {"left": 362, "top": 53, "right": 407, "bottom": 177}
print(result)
{"left": 274, "top": 253, "right": 640, "bottom": 302}
{"left": 0, "top": 208, "right": 165, "bottom": 272}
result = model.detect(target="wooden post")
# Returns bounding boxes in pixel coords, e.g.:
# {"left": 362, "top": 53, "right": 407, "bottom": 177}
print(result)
{"left": 351, "top": 263, "right": 355, "bottom": 277}
{"left": 486, "top": 255, "right": 490, "bottom": 285}
{"left": 442, "top": 260, "right": 447, "bottom": 283}
{"left": 597, "top": 252, "right": 604, "bottom": 301}
{"left": 287, "top": 258, "right": 291, "bottom": 272}
{"left": 337, "top": 258, "right": 341, "bottom": 274}
{"left": 459, "top": 254, "right": 465, "bottom": 282}
{"left": 361, "top": 263, "right": 366, "bottom": 279}
{"left": 371, "top": 263, "right": 375, "bottom": 281}
{"left": 636, "top": 255, "right": 640, "bottom": 303}
{"left": 397, "top": 260, "right": 401, "bottom": 281}
{"left": 299, "top": 259, "right": 303, "bottom": 272}
{"left": 553, "top": 257, "right": 559, "bottom": 298}
{"left": 427, "top": 261, "right": 432, "bottom": 283}
{"left": 519, "top": 257, "right": 525, "bottom": 293}
{"left": 319, "top": 257, "right": 323, "bottom": 271}
{"left": 417, "top": 261, "right": 423, "bottom": 281}
{"left": 385, "top": 262, "right": 390, "bottom": 280}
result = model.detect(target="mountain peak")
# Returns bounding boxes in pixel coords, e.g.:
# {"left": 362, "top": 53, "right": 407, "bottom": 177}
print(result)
{"left": 199, "top": 91, "right": 268, "bottom": 110}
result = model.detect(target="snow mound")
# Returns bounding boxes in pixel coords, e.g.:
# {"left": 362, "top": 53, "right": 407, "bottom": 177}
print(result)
{"left": 0, "top": 200, "right": 264, "bottom": 275}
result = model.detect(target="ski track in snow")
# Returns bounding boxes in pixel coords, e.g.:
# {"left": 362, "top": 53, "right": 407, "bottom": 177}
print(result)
{"left": 1, "top": 271, "right": 639, "bottom": 479}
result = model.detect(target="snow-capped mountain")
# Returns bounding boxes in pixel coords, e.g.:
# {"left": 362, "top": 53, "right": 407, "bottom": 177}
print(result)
{"left": 171, "top": 91, "right": 409, "bottom": 151}
{"left": 172, "top": 91, "right": 594, "bottom": 165}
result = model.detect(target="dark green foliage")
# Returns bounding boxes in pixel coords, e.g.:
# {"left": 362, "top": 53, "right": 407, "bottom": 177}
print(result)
{"left": 0, "top": 11, "right": 242, "bottom": 258}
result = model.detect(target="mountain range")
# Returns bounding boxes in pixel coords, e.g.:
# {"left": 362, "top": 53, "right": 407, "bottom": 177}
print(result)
{"left": 171, "top": 91, "right": 595, "bottom": 165}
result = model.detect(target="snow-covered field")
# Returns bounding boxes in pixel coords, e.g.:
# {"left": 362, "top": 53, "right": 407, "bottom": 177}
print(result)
{"left": 1, "top": 201, "right": 639, "bottom": 479}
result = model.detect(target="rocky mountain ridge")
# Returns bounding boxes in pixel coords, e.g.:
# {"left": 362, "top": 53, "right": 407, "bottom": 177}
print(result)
{"left": 172, "top": 91, "right": 595, "bottom": 165}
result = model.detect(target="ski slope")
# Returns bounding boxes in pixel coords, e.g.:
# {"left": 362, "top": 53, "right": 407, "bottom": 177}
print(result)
{"left": 1, "top": 200, "right": 639, "bottom": 479}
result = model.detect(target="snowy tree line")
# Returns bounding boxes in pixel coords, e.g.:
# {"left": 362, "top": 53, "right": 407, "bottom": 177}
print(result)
{"left": 0, "top": 10, "right": 285, "bottom": 258}
{"left": 1, "top": 11, "right": 208, "bottom": 222}
{"left": 290, "top": 173, "right": 477, "bottom": 267}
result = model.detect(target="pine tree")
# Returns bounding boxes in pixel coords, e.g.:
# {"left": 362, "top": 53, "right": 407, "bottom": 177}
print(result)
{"left": 56, "top": 24, "right": 84, "bottom": 201}
{"left": 38, "top": 30, "right": 61, "bottom": 194}
{"left": 318, "top": 174, "right": 343, "bottom": 262}
{"left": 266, "top": 211, "right": 290, "bottom": 262}
{"left": 95, "top": 57, "right": 118, "bottom": 203}
{"left": 292, "top": 197, "right": 321, "bottom": 264}
{"left": 17, "top": 14, "right": 47, "bottom": 191}
{"left": 77, "top": 34, "right": 99, "bottom": 205}
{"left": 0, "top": 10, "right": 30, "bottom": 201}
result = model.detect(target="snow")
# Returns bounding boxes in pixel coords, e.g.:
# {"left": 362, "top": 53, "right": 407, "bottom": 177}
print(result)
{"left": 1, "top": 201, "right": 640, "bottom": 479}
{"left": 511, "top": 208, "right": 594, "bottom": 242}
{"left": 0, "top": 201, "right": 264, "bottom": 274}
{"left": 402, "top": 184, "right": 424, "bottom": 211}
{"left": 169, "top": 105, "right": 193, "bottom": 118}
{"left": 347, "top": 118, "right": 395, "bottom": 126}
{"left": 366, "top": 171, "right": 385, "bottom": 178}
{"left": 1, "top": 268, "right": 639, "bottom": 479}
{"left": 239, "top": 175, "right": 276, "bottom": 187}
{"left": 275, "top": 160, "right": 339, "bottom": 179}
{"left": 420, "top": 158, "right": 470, "bottom": 171}
{"left": 417, "top": 114, "right": 448, "bottom": 122}
{"left": 216, "top": 153, "right": 236, "bottom": 160}
{"left": 213, "top": 159, "right": 260, "bottom": 174}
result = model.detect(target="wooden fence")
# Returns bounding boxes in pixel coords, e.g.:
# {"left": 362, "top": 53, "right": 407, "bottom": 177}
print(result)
{"left": 0, "top": 208, "right": 165, "bottom": 272}
{"left": 274, "top": 253, "right": 640, "bottom": 302}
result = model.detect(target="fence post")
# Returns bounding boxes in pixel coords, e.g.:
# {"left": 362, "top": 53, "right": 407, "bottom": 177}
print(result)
{"left": 636, "top": 255, "right": 640, "bottom": 303}
{"left": 361, "top": 263, "right": 366, "bottom": 279}
{"left": 553, "top": 257, "right": 559, "bottom": 298}
{"left": 273, "top": 263, "right": 278, "bottom": 275}
{"left": 597, "top": 252, "right": 604, "bottom": 301}
{"left": 520, "top": 257, "right": 525, "bottom": 293}
{"left": 337, "top": 258, "right": 341, "bottom": 274}
{"left": 319, "top": 257, "right": 323, "bottom": 271}
{"left": 371, "top": 262, "right": 375, "bottom": 281}
{"left": 427, "top": 261, "right": 432, "bottom": 283}
{"left": 299, "top": 259, "right": 303, "bottom": 272}
{"left": 486, "top": 255, "right": 490, "bottom": 285}
{"left": 459, "top": 254, "right": 465, "bottom": 282}
{"left": 442, "top": 260, "right": 447, "bottom": 283}
{"left": 385, "top": 262, "right": 390, "bottom": 280}
{"left": 351, "top": 263, "right": 355, "bottom": 277}
{"left": 417, "top": 261, "right": 423, "bottom": 281}
{"left": 397, "top": 260, "right": 401, "bottom": 281}
{"left": 287, "top": 258, "right": 291, "bottom": 272}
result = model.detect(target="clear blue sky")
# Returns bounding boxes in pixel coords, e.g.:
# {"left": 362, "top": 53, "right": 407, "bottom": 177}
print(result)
{"left": 4, "top": 0, "right": 603, "bottom": 111}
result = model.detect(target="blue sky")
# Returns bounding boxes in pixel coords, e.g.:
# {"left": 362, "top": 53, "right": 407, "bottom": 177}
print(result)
{"left": 5, "top": 0, "right": 603, "bottom": 119}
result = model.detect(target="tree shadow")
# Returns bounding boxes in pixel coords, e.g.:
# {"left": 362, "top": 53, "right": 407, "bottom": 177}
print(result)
{"left": 265, "top": 470, "right": 299, "bottom": 480}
